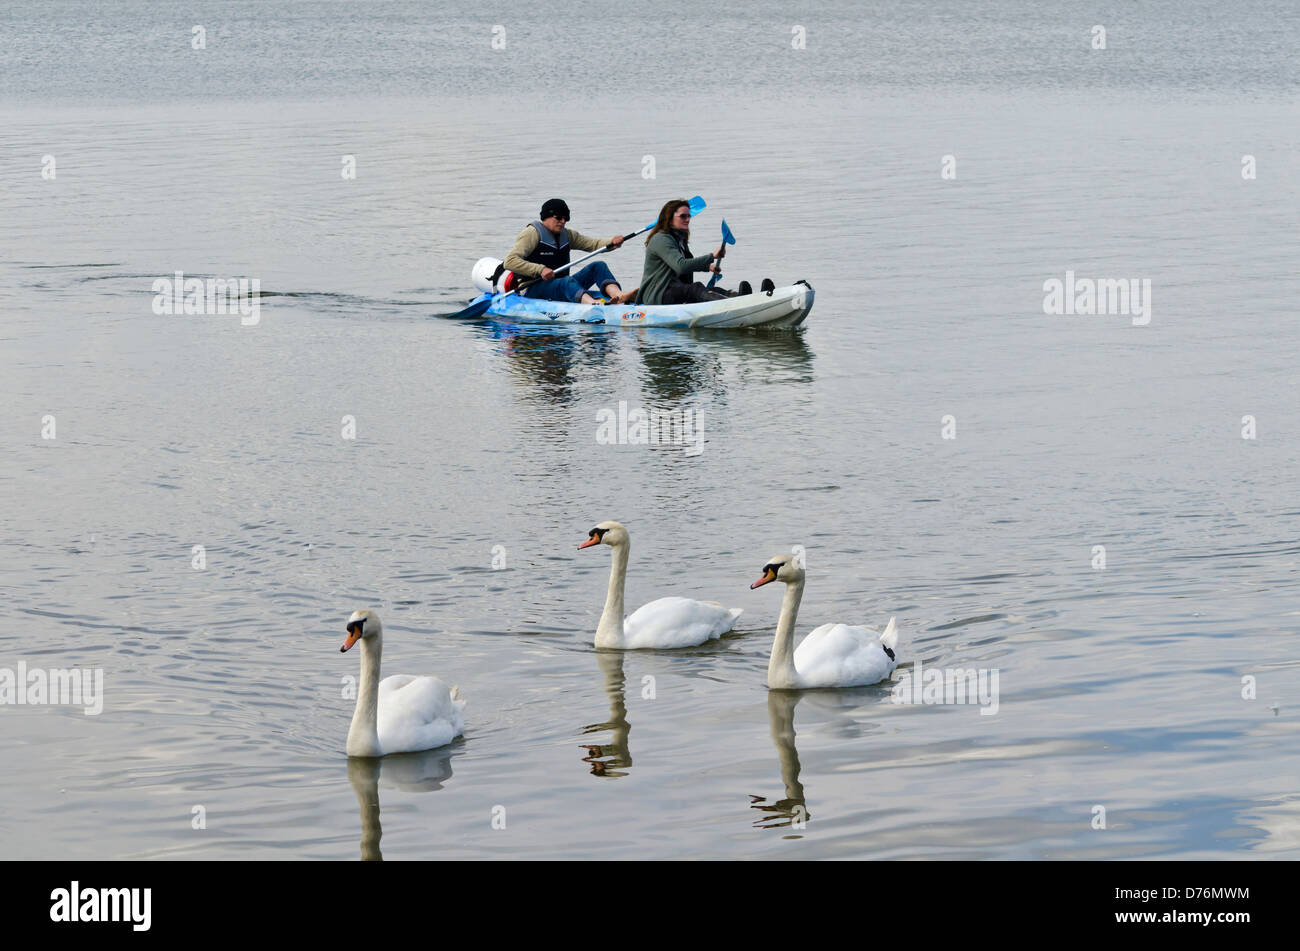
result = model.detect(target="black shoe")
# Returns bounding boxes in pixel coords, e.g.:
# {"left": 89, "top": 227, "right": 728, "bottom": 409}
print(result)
{"left": 737, "top": 280, "right": 752, "bottom": 296}
{"left": 761, "top": 278, "right": 775, "bottom": 296}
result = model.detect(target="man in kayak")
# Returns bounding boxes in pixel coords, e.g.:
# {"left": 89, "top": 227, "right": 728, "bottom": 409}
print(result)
{"left": 637, "top": 199, "right": 758, "bottom": 305}
{"left": 503, "top": 199, "right": 637, "bottom": 305}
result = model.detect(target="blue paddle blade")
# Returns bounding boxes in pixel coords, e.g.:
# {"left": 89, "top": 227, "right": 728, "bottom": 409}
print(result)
{"left": 707, "top": 217, "right": 733, "bottom": 288}
{"left": 446, "top": 294, "right": 494, "bottom": 319}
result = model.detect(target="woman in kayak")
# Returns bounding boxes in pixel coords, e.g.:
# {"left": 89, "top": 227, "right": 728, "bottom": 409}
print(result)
{"left": 637, "top": 199, "right": 755, "bottom": 305}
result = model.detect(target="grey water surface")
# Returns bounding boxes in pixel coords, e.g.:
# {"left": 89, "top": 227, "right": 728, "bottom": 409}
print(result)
{"left": 2, "top": 0, "right": 1299, "bottom": 859}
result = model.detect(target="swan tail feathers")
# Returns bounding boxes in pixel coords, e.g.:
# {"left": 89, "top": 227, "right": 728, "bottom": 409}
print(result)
{"left": 880, "top": 616, "right": 898, "bottom": 651}
{"left": 450, "top": 684, "right": 463, "bottom": 701}
{"left": 727, "top": 607, "right": 744, "bottom": 621}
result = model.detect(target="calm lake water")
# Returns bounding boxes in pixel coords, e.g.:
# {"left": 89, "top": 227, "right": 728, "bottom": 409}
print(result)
{"left": 2, "top": 1, "right": 1299, "bottom": 859}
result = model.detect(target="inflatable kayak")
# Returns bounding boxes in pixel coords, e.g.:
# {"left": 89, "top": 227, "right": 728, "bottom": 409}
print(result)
{"left": 462, "top": 281, "right": 814, "bottom": 329}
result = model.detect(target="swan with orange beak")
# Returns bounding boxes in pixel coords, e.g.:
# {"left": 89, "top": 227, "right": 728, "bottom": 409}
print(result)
{"left": 579, "top": 520, "right": 742, "bottom": 649}
{"left": 751, "top": 554, "right": 899, "bottom": 689}
{"left": 340, "top": 609, "right": 465, "bottom": 757}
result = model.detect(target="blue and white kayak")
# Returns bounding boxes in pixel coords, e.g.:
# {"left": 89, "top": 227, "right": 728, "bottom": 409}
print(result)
{"left": 462, "top": 281, "right": 814, "bottom": 329}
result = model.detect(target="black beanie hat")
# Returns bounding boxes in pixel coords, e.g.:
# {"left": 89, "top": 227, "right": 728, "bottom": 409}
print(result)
{"left": 540, "top": 198, "right": 570, "bottom": 220}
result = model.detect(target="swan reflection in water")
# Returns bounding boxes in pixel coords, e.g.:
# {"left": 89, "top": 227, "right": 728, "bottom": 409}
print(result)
{"left": 346, "top": 746, "right": 460, "bottom": 861}
{"left": 751, "top": 687, "right": 897, "bottom": 832}
{"left": 579, "top": 650, "right": 633, "bottom": 777}
{"left": 750, "top": 690, "right": 809, "bottom": 830}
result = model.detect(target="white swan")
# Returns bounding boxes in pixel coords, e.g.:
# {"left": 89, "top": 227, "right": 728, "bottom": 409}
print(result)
{"left": 340, "top": 610, "right": 465, "bottom": 757}
{"left": 750, "top": 555, "right": 899, "bottom": 688}
{"left": 579, "top": 521, "right": 742, "bottom": 649}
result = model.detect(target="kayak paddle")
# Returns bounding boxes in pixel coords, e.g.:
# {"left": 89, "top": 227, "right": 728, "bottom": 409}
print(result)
{"left": 447, "top": 195, "right": 707, "bottom": 318}
{"left": 706, "top": 218, "right": 735, "bottom": 289}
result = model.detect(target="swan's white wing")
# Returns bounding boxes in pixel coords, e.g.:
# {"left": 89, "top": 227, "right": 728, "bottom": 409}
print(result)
{"left": 376, "top": 674, "right": 466, "bottom": 754}
{"left": 793, "top": 623, "right": 897, "bottom": 687}
{"left": 622, "top": 596, "right": 742, "bottom": 649}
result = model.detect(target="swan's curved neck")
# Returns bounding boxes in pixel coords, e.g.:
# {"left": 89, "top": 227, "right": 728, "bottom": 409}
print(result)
{"left": 347, "top": 635, "right": 383, "bottom": 757}
{"left": 595, "top": 543, "right": 630, "bottom": 648}
{"left": 768, "top": 578, "right": 805, "bottom": 689}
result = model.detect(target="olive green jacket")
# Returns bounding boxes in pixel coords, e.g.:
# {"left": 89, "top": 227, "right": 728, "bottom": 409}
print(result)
{"left": 637, "top": 230, "right": 714, "bottom": 305}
